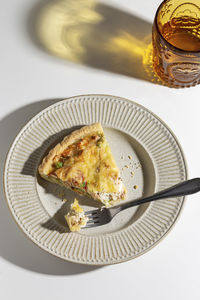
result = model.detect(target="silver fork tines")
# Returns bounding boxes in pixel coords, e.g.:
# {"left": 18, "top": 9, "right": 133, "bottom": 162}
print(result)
{"left": 84, "top": 208, "right": 113, "bottom": 228}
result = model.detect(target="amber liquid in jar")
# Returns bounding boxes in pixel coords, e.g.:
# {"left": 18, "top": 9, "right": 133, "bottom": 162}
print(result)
{"left": 153, "top": 15, "right": 200, "bottom": 87}
{"left": 162, "top": 18, "right": 200, "bottom": 51}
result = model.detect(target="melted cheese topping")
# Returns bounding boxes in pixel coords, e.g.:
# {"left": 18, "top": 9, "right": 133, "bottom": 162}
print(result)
{"left": 52, "top": 135, "right": 120, "bottom": 194}
{"left": 71, "top": 198, "right": 84, "bottom": 213}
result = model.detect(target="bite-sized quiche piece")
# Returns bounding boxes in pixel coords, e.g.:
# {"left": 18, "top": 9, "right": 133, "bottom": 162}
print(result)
{"left": 38, "top": 123, "right": 127, "bottom": 207}
{"left": 65, "top": 199, "right": 88, "bottom": 232}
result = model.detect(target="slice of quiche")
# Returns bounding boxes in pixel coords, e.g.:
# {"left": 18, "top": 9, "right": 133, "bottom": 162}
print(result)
{"left": 65, "top": 198, "right": 88, "bottom": 232}
{"left": 38, "top": 123, "right": 127, "bottom": 207}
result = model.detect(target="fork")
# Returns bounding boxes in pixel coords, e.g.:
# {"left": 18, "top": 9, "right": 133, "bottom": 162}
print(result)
{"left": 84, "top": 178, "right": 200, "bottom": 228}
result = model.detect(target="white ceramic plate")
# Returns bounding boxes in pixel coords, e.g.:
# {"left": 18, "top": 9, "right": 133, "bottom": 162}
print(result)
{"left": 4, "top": 95, "right": 187, "bottom": 265}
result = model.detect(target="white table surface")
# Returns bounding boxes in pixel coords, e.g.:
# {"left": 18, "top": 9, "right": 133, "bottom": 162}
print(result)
{"left": 1, "top": 0, "right": 200, "bottom": 299}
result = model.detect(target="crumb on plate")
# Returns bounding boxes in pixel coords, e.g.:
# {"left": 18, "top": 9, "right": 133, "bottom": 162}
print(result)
{"left": 65, "top": 199, "right": 88, "bottom": 232}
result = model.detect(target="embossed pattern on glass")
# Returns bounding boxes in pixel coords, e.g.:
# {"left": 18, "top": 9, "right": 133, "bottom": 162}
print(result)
{"left": 152, "top": 0, "right": 200, "bottom": 88}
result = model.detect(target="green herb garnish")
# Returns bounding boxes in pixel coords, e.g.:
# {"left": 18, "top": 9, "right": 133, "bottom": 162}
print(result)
{"left": 55, "top": 161, "right": 63, "bottom": 168}
{"left": 81, "top": 181, "right": 86, "bottom": 188}
{"left": 96, "top": 134, "right": 104, "bottom": 147}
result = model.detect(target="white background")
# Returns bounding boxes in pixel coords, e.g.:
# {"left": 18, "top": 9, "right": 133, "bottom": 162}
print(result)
{"left": 1, "top": 0, "right": 200, "bottom": 299}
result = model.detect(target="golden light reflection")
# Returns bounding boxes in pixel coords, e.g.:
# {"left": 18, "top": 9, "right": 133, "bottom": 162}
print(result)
{"left": 36, "top": 0, "right": 103, "bottom": 61}
{"left": 110, "top": 32, "right": 145, "bottom": 57}
{"left": 33, "top": 0, "right": 161, "bottom": 82}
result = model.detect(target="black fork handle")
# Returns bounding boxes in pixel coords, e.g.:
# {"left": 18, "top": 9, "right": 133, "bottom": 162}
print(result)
{"left": 119, "top": 178, "right": 200, "bottom": 211}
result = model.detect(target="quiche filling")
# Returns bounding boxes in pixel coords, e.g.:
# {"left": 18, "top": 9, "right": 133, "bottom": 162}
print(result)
{"left": 38, "top": 123, "right": 126, "bottom": 207}
{"left": 65, "top": 199, "right": 88, "bottom": 232}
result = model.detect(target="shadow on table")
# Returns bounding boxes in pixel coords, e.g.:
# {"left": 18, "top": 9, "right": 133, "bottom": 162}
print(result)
{"left": 0, "top": 98, "right": 102, "bottom": 275}
{"left": 27, "top": 0, "right": 161, "bottom": 84}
